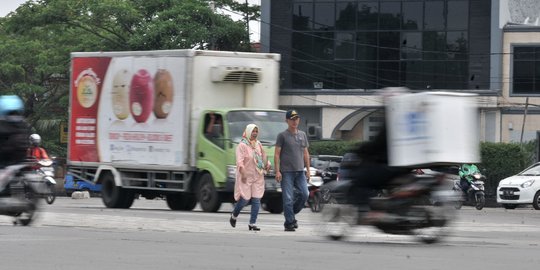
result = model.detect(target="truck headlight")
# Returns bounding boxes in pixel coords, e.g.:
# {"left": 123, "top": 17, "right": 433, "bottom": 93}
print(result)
{"left": 227, "top": 165, "right": 237, "bottom": 179}
{"left": 521, "top": 179, "right": 535, "bottom": 188}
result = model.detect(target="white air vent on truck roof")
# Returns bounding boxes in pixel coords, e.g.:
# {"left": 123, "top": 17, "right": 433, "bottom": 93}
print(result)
{"left": 210, "top": 65, "right": 262, "bottom": 84}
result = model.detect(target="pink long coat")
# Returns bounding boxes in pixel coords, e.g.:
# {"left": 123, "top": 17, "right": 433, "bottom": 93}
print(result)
{"left": 234, "top": 141, "right": 267, "bottom": 201}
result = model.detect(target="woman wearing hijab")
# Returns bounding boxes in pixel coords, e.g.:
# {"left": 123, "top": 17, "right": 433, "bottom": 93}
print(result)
{"left": 229, "top": 124, "right": 271, "bottom": 231}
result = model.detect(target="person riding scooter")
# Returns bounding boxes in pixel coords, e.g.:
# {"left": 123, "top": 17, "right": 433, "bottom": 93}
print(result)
{"left": 27, "top": 134, "right": 51, "bottom": 162}
{"left": 458, "top": 164, "right": 481, "bottom": 194}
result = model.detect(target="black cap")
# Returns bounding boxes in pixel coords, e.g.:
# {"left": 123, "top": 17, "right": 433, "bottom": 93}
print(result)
{"left": 286, "top": 110, "right": 299, "bottom": 119}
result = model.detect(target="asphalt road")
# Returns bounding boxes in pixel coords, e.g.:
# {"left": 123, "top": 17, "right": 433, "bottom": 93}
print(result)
{"left": 0, "top": 197, "right": 539, "bottom": 270}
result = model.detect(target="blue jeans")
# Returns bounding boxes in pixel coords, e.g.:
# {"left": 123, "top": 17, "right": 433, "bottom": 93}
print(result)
{"left": 281, "top": 171, "right": 309, "bottom": 227}
{"left": 232, "top": 197, "right": 261, "bottom": 225}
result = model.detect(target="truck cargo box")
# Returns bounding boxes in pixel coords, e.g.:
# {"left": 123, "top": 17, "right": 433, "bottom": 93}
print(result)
{"left": 386, "top": 91, "right": 480, "bottom": 167}
{"left": 68, "top": 50, "right": 280, "bottom": 168}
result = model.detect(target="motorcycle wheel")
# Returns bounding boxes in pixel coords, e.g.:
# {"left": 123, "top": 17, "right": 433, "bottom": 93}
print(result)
{"left": 45, "top": 186, "right": 56, "bottom": 205}
{"left": 318, "top": 197, "right": 356, "bottom": 241}
{"left": 475, "top": 193, "right": 485, "bottom": 210}
{"left": 412, "top": 199, "right": 455, "bottom": 244}
{"left": 454, "top": 201, "right": 463, "bottom": 209}
{"left": 310, "top": 191, "right": 322, "bottom": 212}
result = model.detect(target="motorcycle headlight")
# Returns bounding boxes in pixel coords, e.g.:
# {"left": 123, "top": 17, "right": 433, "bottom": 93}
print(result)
{"left": 227, "top": 165, "right": 237, "bottom": 179}
{"left": 521, "top": 179, "right": 535, "bottom": 188}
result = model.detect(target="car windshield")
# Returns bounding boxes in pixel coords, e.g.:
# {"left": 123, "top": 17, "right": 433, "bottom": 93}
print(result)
{"left": 227, "top": 111, "right": 287, "bottom": 145}
{"left": 519, "top": 165, "right": 540, "bottom": 176}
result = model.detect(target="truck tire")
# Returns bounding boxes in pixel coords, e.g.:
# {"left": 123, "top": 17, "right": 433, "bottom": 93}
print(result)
{"left": 101, "top": 172, "right": 134, "bottom": 209}
{"left": 265, "top": 197, "right": 283, "bottom": 214}
{"left": 197, "top": 174, "right": 221, "bottom": 212}
{"left": 166, "top": 193, "right": 197, "bottom": 211}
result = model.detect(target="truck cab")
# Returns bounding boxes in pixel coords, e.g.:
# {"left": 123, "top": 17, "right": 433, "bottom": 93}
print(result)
{"left": 196, "top": 109, "right": 286, "bottom": 213}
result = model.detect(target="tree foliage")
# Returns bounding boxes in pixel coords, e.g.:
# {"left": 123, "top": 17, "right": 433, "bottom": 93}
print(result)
{"left": 0, "top": 0, "right": 258, "bottom": 157}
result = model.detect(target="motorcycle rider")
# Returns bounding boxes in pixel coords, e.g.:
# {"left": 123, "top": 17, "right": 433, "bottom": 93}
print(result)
{"left": 339, "top": 88, "right": 410, "bottom": 221}
{"left": 458, "top": 164, "right": 480, "bottom": 194}
{"left": 0, "top": 95, "right": 31, "bottom": 169}
{"left": 27, "top": 134, "right": 51, "bottom": 162}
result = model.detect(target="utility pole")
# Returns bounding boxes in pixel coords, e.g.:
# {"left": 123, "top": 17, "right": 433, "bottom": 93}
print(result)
{"left": 520, "top": 97, "right": 529, "bottom": 145}
{"left": 245, "top": 0, "right": 251, "bottom": 51}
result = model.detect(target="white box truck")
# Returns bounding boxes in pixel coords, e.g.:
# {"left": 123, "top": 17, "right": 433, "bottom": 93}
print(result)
{"left": 386, "top": 91, "right": 480, "bottom": 167}
{"left": 67, "top": 49, "right": 285, "bottom": 213}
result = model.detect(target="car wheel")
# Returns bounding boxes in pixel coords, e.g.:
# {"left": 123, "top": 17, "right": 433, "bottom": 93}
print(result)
{"left": 533, "top": 191, "right": 540, "bottom": 210}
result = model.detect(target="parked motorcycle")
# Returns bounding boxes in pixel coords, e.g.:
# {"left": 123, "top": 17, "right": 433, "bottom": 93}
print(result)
{"left": 34, "top": 159, "right": 56, "bottom": 204}
{"left": 319, "top": 172, "right": 457, "bottom": 244}
{"left": 0, "top": 163, "right": 43, "bottom": 225}
{"left": 453, "top": 173, "right": 485, "bottom": 210}
{"left": 307, "top": 176, "right": 324, "bottom": 212}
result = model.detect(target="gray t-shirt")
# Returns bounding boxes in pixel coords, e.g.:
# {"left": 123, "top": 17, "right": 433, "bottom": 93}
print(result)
{"left": 276, "top": 129, "right": 309, "bottom": 172}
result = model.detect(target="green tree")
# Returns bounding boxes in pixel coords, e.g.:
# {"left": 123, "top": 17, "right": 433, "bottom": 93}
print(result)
{"left": 0, "top": 0, "right": 258, "bottom": 157}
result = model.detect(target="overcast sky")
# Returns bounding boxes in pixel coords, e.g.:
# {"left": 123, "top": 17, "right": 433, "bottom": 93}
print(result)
{"left": 0, "top": 0, "right": 27, "bottom": 17}
{"left": 0, "top": 0, "right": 261, "bottom": 41}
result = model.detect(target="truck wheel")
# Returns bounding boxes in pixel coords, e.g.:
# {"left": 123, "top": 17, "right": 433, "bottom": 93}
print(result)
{"left": 265, "top": 197, "right": 283, "bottom": 214}
{"left": 166, "top": 193, "right": 197, "bottom": 211}
{"left": 101, "top": 173, "right": 133, "bottom": 209}
{"left": 197, "top": 174, "right": 221, "bottom": 212}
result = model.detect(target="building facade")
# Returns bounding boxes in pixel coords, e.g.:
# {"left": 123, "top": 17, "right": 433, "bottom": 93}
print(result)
{"left": 261, "top": 0, "right": 540, "bottom": 143}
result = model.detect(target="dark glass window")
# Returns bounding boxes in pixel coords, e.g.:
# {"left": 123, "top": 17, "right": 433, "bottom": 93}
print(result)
{"left": 446, "top": 31, "right": 468, "bottom": 60}
{"left": 513, "top": 47, "right": 540, "bottom": 95}
{"left": 424, "top": 1, "right": 445, "bottom": 30}
{"left": 447, "top": 1, "right": 468, "bottom": 30}
{"left": 292, "top": 32, "right": 313, "bottom": 61}
{"left": 379, "top": 31, "right": 400, "bottom": 60}
{"left": 336, "top": 2, "right": 357, "bottom": 30}
{"left": 378, "top": 61, "right": 400, "bottom": 87}
{"left": 357, "top": 61, "right": 378, "bottom": 89}
{"left": 379, "top": 2, "right": 401, "bottom": 30}
{"left": 357, "top": 32, "right": 378, "bottom": 60}
{"left": 402, "top": 1, "right": 423, "bottom": 30}
{"left": 445, "top": 61, "right": 468, "bottom": 89}
{"left": 423, "top": 61, "right": 446, "bottom": 89}
{"left": 423, "top": 31, "right": 446, "bottom": 60}
{"left": 401, "top": 32, "right": 422, "bottom": 60}
{"left": 293, "top": 3, "right": 313, "bottom": 30}
{"left": 333, "top": 61, "right": 360, "bottom": 89}
{"left": 357, "top": 2, "right": 378, "bottom": 30}
{"left": 291, "top": 61, "right": 315, "bottom": 89}
{"left": 401, "top": 61, "right": 424, "bottom": 89}
{"left": 314, "top": 3, "right": 335, "bottom": 30}
{"left": 313, "top": 32, "right": 335, "bottom": 60}
{"left": 335, "top": 32, "right": 355, "bottom": 59}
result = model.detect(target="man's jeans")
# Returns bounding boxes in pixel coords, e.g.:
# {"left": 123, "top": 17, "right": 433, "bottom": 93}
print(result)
{"left": 232, "top": 197, "right": 261, "bottom": 225}
{"left": 281, "top": 171, "right": 309, "bottom": 227}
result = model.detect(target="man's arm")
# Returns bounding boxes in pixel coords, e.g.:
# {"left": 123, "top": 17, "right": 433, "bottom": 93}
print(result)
{"left": 303, "top": 147, "right": 310, "bottom": 180}
{"left": 274, "top": 146, "right": 282, "bottom": 182}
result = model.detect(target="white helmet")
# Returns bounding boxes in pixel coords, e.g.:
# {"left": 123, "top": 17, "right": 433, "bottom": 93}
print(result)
{"left": 29, "top": 133, "right": 41, "bottom": 146}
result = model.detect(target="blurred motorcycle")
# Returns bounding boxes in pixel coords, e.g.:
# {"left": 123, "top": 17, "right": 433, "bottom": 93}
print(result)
{"left": 0, "top": 163, "right": 43, "bottom": 225}
{"left": 319, "top": 172, "right": 457, "bottom": 244}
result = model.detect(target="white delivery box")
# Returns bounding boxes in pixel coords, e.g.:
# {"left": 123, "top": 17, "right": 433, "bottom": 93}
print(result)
{"left": 386, "top": 91, "right": 480, "bottom": 167}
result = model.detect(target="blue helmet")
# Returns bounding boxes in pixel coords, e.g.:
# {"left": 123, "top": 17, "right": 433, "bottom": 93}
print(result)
{"left": 0, "top": 95, "right": 24, "bottom": 116}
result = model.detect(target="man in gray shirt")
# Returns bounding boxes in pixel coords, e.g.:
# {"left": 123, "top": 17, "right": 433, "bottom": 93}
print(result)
{"left": 274, "top": 110, "right": 310, "bottom": 231}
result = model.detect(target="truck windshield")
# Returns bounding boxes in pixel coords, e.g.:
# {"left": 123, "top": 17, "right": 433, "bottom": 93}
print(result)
{"left": 227, "top": 111, "right": 287, "bottom": 145}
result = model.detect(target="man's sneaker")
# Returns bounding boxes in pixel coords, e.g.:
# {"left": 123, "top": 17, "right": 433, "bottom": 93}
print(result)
{"left": 293, "top": 219, "right": 298, "bottom": 229}
{"left": 284, "top": 226, "right": 296, "bottom": 232}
